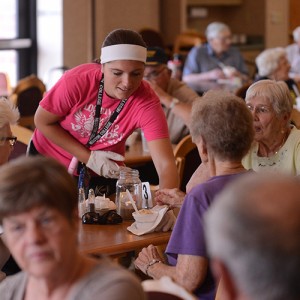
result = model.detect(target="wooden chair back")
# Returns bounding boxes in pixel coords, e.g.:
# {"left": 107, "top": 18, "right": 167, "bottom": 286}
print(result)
{"left": 173, "top": 32, "right": 202, "bottom": 59}
{"left": 142, "top": 276, "right": 196, "bottom": 300}
{"left": 173, "top": 135, "right": 201, "bottom": 191}
{"left": 11, "top": 74, "right": 46, "bottom": 130}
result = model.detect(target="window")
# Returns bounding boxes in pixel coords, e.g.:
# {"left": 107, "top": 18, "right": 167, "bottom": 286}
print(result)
{"left": 0, "top": 0, "right": 37, "bottom": 87}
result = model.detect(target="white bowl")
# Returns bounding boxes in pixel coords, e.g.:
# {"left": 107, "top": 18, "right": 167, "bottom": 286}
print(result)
{"left": 132, "top": 209, "right": 159, "bottom": 229}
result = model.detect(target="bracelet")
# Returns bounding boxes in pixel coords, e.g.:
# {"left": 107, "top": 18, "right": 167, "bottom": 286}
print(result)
{"left": 145, "top": 259, "right": 162, "bottom": 276}
{"left": 169, "top": 98, "right": 179, "bottom": 110}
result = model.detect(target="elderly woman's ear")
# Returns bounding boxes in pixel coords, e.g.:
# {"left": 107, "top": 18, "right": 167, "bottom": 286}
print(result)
{"left": 197, "top": 136, "right": 208, "bottom": 163}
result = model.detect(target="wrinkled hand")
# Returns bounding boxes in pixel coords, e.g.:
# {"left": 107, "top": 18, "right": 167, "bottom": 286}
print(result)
{"left": 155, "top": 188, "right": 185, "bottom": 208}
{"left": 134, "top": 244, "right": 164, "bottom": 275}
{"left": 155, "top": 210, "right": 176, "bottom": 232}
{"left": 86, "top": 150, "right": 124, "bottom": 178}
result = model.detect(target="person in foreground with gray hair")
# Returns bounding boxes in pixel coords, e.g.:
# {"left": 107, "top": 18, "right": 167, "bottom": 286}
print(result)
{"left": 182, "top": 21, "right": 248, "bottom": 85}
{"left": 286, "top": 26, "right": 300, "bottom": 82}
{"left": 205, "top": 172, "right": 300, "bottom": 300}
{"left": 0, "top": 156, "right": 146, "bottom": 300}
{"left": 135, "top": 90, "right": 254, "bottom": 300}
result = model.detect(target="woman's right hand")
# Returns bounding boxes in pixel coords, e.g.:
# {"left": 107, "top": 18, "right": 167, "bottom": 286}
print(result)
{"left": 86, "top": 150, "right": 124, "bottom": 178}
{"left": 155, "top": 188, "right": 185, "bottom": 208}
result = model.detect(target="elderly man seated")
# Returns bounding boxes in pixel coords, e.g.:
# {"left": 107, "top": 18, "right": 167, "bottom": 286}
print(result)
{"left": 144, "top": 47, "right": 200, "bottom": 144}
{"left": 182, "top": 22, "right": 249, "bottom": 85}
{"left": 205, "top": 173, "right": 300, "bottom": 300}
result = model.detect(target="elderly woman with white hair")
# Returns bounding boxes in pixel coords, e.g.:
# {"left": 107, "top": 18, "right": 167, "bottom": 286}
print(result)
{"left": 0, "top": 97, "right": 19, "bottom": 281}
{"left": 286, "top": 26, "right": 300, "bottom": 82}
{"left": 242, "top": 79, "right": 300, "bottom": 175}
{"left": 255, "top": 47, "right": 299, "bottom": 99}
{"left": 182, "top": 21, "right": 249, "bottom": 86}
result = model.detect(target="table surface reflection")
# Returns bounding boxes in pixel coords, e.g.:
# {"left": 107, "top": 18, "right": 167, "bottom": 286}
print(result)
{"left": 78, "top": 220, "right": 171, "bottom": 256}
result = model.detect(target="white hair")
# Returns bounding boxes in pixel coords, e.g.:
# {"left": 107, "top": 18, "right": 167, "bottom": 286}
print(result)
{"left": 255, "top": 47, "right": 286, "bottom": 77}
{"left": 205, "top": 22, "right": 230, "bottom": 40}
{"left": 0, "top": 97, "right": 19, "bottom": 129}
{"left": 293, "top": 26, "right": 300, "bottom": 42}
{"left": 205, "top": 173, "right": 300, "bottom": 300}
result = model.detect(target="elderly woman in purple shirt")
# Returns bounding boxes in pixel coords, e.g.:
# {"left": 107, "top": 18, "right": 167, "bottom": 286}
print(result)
{"left": 135, "top": 90, "right": 254, "bottom": 300}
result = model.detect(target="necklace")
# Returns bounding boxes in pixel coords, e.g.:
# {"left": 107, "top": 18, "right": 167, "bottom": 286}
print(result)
{"left": 258, "top": 130, "right": 289, "bottom": 157}
{"left": 272, "top": 130, "right": 288, "bottom": 156}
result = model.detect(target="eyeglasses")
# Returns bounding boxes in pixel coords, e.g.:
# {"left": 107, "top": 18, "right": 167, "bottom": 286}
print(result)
{"left": 216, "top": 35, "right": 232, "bottom": 42}
{"left": 0, "top": 136, "right": 17, "bottom": 146}
{"left": 143, "top": 67, "right": 166, "bottom": 81}
{"left": 246, "top": 105, "right": 272, "bottom": 114}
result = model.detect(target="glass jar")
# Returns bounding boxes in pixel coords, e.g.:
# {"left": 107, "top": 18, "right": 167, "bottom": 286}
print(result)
{"left": 115, "top": 167, "right": 142, "bottom": 220}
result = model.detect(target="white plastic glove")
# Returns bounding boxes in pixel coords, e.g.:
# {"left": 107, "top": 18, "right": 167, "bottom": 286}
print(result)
{"left": 154, "top": 210, "right": 177, "bottom": 232}
{"left": 86, "top": 150, "right": 124, "bottom": 178}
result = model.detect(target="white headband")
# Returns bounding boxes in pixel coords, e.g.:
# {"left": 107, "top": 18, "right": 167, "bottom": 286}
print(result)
{"left": 100, "top": 44, "right": 147, "bottom": 64}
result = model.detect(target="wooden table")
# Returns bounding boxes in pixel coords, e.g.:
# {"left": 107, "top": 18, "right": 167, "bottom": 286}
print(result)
{"left": 78, "top": 220, "right": 171, "bottom": 257}
{"left": 124, "top": 141, "right": 152, "bottom": 166}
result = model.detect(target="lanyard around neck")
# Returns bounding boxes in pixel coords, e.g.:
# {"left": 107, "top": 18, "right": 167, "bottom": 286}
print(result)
{"left": 87, "top": 75, "right": 127, "bottom": 147}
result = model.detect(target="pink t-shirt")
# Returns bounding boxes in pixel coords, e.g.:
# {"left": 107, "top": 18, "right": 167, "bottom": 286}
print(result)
{"left": 32, "top": 63, "right": 169, "bottom": 168}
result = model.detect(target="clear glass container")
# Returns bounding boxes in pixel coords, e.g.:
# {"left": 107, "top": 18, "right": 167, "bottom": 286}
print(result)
{"left": 78, "top": 187, "right": 86, "bottom": 218}
{"left": 115, "top": 167, "right": 142, "bottom": 220}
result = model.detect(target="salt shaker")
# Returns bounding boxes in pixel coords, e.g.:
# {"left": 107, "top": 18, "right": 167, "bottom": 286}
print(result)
{"left": 115, "top": 167, "right": 142, "bottom": 220}
{"left": 78, "top": 187, "right": 86, "bottom": 218}
{"left": 82, "top": 188, "right": 100, "bottom": 224}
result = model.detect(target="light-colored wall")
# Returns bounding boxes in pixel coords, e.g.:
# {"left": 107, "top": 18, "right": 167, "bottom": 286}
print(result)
{"left": 265, "top": 0, "right": 289, "bottom": 47}
{"left": 63, "top": 0, "right": 159, "bottom": 68}
{"left": 62, "top": 0, "right": 290, "bottom": 67}
{"left": 94, "top": 0, "right": 159, "bottom": 57}
{"left": 63, "top": 0, "right": 93, "bottom": 68}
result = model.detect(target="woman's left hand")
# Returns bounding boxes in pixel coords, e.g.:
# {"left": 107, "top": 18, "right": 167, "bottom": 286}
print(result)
{"left": 134, "top": 244, "right": 164, "bottom": 275}
{"left": 155, "top": 188, "right": 185, "bottom": 207}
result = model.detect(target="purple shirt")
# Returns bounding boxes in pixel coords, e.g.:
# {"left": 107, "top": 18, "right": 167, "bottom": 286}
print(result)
{"left": 166, "top": 173, "right": 246, "bottom": 300}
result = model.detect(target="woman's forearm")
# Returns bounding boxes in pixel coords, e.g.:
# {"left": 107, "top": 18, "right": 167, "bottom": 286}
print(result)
{"left": 34, "top": 107, "right": 90, "bottom": 163}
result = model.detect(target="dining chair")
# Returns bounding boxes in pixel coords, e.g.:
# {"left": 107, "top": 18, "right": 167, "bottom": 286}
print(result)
{"left": 10, "top": 74, "right": 46, "bottom": 130}
{"left": 173, "top": 32, "right": 202, "bottom": 63}
{"left": 142, "top": 276, "right": 196, "bottom": 300}
{"left": 173, "top": 135, "right": 201, "bottom": 192}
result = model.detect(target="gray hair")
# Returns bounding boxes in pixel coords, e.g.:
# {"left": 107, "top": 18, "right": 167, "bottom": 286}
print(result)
{"left": 293, "top": 26, "right": 300, "bottom": 42}
{"left": 190, "top": 90, "right": 254, "bottom": 160}
{"left": 205, "top": 173, "right": 300, "bottom": 300}
{"left": 245, "top": 79, "right": 293, "bottom": 117}
{"left": 0, "top": 97, "right": 19, "bottom": 129}
{"left": 0, "top": 156, "right": 78, "bottom": 224}
{"left": 205, "top": 22, "right": 230, "bottom": 40}
{"left": 255, "top": 47, "right": 286, "bottom": 77}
